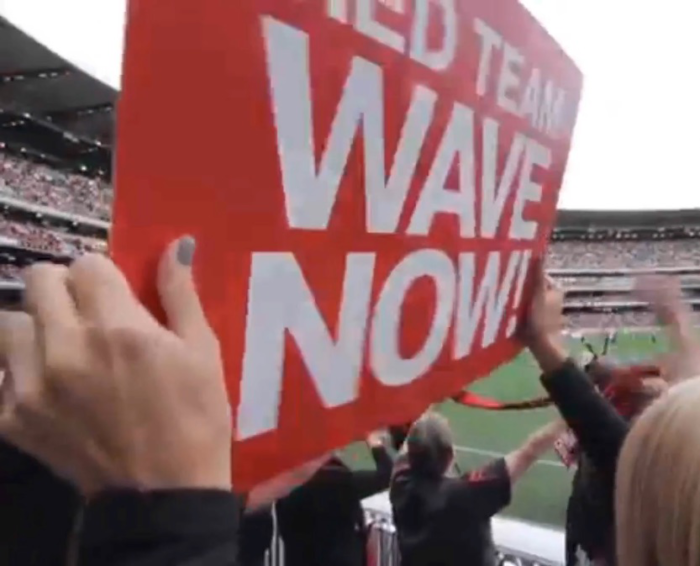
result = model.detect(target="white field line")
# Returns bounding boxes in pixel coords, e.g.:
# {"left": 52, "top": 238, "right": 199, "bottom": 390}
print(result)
{"left": 454, "top": 445, "right": 566, "bottom": 469}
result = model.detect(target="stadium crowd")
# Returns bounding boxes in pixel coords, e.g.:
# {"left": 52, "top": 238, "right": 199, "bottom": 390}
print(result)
{"left": 0, "top": 153, "right": 112, "bottom": 220}
{"left": 1, "top": 5, "right": 699, "bottom": 562}
{"left": 567, "top": 311, "right": 656, "bottom": 329}
{"left": 547, "top": 240, "right": 700, "bottom": 269}
{"left": 1, "top": 153, "right": 700, "bottom": 271}
{"left": 0, "top": 153, "right": 699, "bottom": 334}
{"left": 0, "top": 74, "right": 697, "bottom": 564}
{"left": 1, "top": 254, "right": 698, "bottom": 566}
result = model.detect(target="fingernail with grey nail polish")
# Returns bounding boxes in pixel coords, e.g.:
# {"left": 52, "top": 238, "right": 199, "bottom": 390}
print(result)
{"left": 177, "top": 236, "right": 196, "bottom": 266}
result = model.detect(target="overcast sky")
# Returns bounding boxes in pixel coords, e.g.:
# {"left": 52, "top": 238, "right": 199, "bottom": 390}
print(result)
{"left": 0, "top": 0, "right": 698, "bottom": 211}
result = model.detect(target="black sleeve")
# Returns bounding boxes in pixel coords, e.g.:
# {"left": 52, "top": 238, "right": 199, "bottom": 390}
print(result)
{"left": 0, "top": 441, "right": 81, "bottom": 566}
{"left": 78, "top": 490, "right": 241, "bottom": 566}
{"left": 350, "top": 445, "right": 393, "bottom": 499}
{"left": 446, "top": 458, "right": 511, "bottom": 519}
{"left": 312, "top": 448, "right": 394, "bottom": 500}
{"left": 388, "top": 423, "right": 411, "bottom": 451}
{"left": 239, "top": 506, "right": 273, "bottom": 565}
{"left": 541, "top": 359, "right": 628, "bottom": 475}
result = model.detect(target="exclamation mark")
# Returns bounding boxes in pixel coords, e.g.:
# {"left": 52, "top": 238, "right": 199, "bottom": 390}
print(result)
{"left": 506, "top": 250, "right": 532, "bottom": 337}
{"left": 327, "top": 0, "right": 349, "bottom": 23}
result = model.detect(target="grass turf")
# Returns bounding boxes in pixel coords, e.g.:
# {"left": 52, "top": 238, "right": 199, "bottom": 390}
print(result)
{"left": 344, "top": 330, "right": 668, "bottom": 528}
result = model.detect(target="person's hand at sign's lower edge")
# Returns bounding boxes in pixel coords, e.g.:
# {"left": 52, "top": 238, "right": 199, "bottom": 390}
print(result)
{"left": 0, "top": 237, "right": 241, "bottom": 566}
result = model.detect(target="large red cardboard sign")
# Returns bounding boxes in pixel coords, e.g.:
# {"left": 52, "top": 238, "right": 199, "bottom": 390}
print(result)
{"left": 113, "top": 0, "right": 582, "bottom": 489}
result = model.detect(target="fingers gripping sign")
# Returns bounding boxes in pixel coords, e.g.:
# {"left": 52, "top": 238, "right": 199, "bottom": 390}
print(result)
{"left": 157, "top": 236, "right": 219, "bottom": 354}
{"left": 0, "top": 237, "right": 232, "bottom": 495}
{"left": 69, "top": 253, "right": 158, "bottom": 329}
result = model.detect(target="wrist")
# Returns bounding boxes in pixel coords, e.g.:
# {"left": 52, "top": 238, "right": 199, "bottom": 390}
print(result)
{"left": 528, "top": 333, "right": 569, "bottom": 374}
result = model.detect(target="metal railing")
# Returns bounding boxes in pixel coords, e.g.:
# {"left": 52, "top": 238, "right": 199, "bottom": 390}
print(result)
{"left": 261, "top": 506, "right": 563, "bottom": 566}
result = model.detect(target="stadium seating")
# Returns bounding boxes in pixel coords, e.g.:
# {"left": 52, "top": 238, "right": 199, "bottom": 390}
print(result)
{"left": 0, "top": 150, "right": 700, "bottom": 331}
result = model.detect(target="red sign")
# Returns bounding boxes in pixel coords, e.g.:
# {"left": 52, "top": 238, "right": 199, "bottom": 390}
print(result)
{"left": 113, "top": 0, "right": 582, "bottom": 489}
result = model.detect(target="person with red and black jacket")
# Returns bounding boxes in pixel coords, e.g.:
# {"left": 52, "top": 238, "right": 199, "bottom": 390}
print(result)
{"left": 276, "top": 431, "right": 394, "bottom": 566}
{"left": 562, "top": 359, "right": 665, "bottom": 566}
{"left": 390, "top": 412, "right": 563, "bottom": 566}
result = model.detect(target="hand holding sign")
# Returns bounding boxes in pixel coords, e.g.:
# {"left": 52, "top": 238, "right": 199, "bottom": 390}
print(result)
{"left": 525, "top": 268, "right": 567, "bottom": 341}
{"left": 114, "top": 0, "right": 582, "bottom": 488}
{"left": 0, "top": 240, "right": 232, "bottom": 494}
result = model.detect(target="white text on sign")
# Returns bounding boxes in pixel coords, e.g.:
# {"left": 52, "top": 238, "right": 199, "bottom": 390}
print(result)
{"left": 235, "top": 2, "right": 572, "bottom": 440}
{"left": 326, "top": 0, "right": 569, "bottom": 138}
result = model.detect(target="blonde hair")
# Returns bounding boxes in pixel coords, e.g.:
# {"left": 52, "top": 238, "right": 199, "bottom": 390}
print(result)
{"left": 616, "top": 377, "right": 700, "bottom": 566}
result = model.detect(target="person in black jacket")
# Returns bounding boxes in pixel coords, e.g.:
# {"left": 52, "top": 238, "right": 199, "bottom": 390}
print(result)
{"left": 563, "top": 360, "right": 664, "bottom": 566}
{"left": 525, "top": 270, "right": 700, "bottom": 566}
{"left": 390, "top": 412, "right": 563, "bottom": 566}
{"left": 276, "top": 431, "right": 393, "bottom": 566}
{"left": 526, "top": 270, "right": 640, "bottom": 566}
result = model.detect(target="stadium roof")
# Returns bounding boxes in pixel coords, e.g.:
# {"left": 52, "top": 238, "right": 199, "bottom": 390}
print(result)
{"left": 0, "top": 17, "right": 114, "bottom": 174}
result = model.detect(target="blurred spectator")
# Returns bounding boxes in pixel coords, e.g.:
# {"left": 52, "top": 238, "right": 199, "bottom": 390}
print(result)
{"left": 0, "top": 213, "right": 104, "bottom": 257}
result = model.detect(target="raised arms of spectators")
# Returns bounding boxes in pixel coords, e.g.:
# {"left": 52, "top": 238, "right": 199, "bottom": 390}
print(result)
{"left": 502, "top": 420, "right": 565, "bottom": 483}
{"left": 313, "top": 445, "right": 394, "bottom": 500}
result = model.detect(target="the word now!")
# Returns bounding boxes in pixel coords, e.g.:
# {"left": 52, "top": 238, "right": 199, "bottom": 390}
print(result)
{"left": 236, "top": 249, "right": 531, "bottom": 440}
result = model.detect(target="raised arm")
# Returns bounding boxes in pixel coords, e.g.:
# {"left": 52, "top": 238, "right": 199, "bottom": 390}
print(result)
{"left": 535, "top": 341, "right": 628, "bottom": 474}
{"left": 524, "top": 267, "right": 628, "bottom": 475}
{"left": 346, "top": 432, "right": 394, "bottom": 499}
{"left": 635, "top": 275, "right": 700, "bottom": 383}
{"left": 503, "top": 419, "right": 567, "bottom": 483}
{"left": 448, "top": 420, "right": 565, "bottom": 520}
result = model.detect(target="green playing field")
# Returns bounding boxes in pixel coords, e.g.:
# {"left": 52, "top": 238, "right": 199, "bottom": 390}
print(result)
{"left": 344, "top": 330, "right": 668, "bottom": 528}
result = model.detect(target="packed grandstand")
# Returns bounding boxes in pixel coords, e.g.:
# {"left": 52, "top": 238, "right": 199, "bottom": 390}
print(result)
{"left": 0, "top": 147, "right": 698, "bottom": 329}
{"left": 1, "top": 15, "right": 698, "bottom": 322}
{"left": 1, "top": 129, "right": 694, "bottom": 566}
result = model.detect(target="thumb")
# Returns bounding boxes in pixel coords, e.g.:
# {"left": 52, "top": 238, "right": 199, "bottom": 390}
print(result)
{"left": 157, "top": 236, "right": 215, "bottom": 348}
